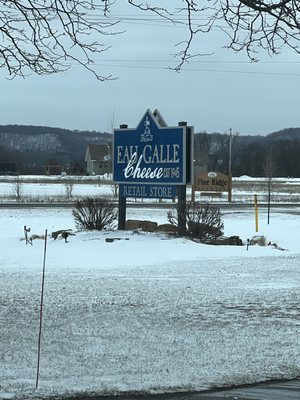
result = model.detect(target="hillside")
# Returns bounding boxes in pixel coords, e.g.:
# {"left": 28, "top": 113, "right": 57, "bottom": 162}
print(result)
{"left": 194, "top": 127, "right": 300, "bottom": 177}
{"left": 268, "top": 127, "right": 300, "bottom": 141}
{"left": 0, "top": 125, "right": 299, "bottom": 176}
{"left": 0, "top": 125, "right": 112, "bottom": 173}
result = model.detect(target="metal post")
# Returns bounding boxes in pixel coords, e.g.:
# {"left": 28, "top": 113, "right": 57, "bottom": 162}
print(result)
{"left": 36, "top": 229, "right": 48, "bottom": 389}
{"left": 191, "top": 185, "right": 195, "bottom": 202}
{"left": 118, "top": 191, "right": 126, "bottom": 230}
{"left": 254, "top": 194, "right": 259, "bottom": 232}
{"left": 117, "top": 124, "right": 128, "bottom": 230}
{"left": 177, "top": 185, "right": 187, "bottom": 236}
{"left": 177, "top": 121, "right": 187, "bottom": 236}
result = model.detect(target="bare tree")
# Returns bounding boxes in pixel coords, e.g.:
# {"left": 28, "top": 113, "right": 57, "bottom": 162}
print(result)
{"left": 126, "top": 1, "right": 300, "bottom": 66}
{"left": 64, "top": 180, "right": 74, "bottom": 200}
{"left": 220, "top": 0, "right": 300, "bottom": 60}
{"left": 1, "top": 1, "right": 300, "bottom": 79}
{"left": 263, "top": 147, "right": 276, "bottom": 224}
{"left": 11, "top": 176, "right": 23, "bottom": 200}
{"left": 0, "top": 0, "right": 119, "bottom": 79}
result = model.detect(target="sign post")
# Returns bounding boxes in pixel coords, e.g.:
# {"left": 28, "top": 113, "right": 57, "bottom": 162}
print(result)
{"left": 254, "top": 194, "right": 259, "bottom": 232}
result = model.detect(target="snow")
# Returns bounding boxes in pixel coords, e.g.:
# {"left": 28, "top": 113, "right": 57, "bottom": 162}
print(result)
{"left": 0, "top": 183, "right": 300, "bottom": 399}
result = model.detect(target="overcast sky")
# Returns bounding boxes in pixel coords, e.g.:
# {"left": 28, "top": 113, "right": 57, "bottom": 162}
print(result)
{"left": 1, "top": 2, "right": 300, "bottom": 136}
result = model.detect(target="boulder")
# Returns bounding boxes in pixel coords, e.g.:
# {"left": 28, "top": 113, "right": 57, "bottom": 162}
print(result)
{"left": 126, "top": 219, "right": 158, "bottom": 232}
{"left": 156, "top": 223, "right": 177, "bottom": 234}
{"left": 250, "top": 235, "right": 266, "bottom": 246}
{"left": 202, "top": 236, "right": 243, "bottom": 246}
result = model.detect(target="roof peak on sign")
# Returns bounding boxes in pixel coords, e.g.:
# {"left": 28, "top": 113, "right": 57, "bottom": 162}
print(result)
{"left": 139, "top": 109, "right": 168, "bottom": 130}
{"left": 153, "top": 109, "right": 167, "bottom": 127}
{"left": 117, "top": 109, "right": 168, "bottom": 131}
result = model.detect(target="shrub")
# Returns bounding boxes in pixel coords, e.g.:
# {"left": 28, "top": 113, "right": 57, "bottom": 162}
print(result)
{"left": 167, "top": 202, "right": 224, "bottom": 240}
{"left": 72, "top": 197, "right": 117, "bottom": 231}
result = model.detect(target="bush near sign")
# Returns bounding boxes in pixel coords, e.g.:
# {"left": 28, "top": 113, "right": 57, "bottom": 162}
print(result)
{"left": 194, "top": 172, "right": 230, "bottom": 192}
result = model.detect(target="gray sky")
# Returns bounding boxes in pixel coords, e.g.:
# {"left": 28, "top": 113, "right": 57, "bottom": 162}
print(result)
{"left": 1, "top": 2, "right": 300, "bottom": 136}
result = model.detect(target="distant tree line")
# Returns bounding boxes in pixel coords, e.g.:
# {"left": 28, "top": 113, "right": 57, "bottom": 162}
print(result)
{"left": 0, "top": 125, "right": 112, "bottom": 175}
{"left": 194, "top": 128, "right": 300, "bottom": 178}
{"left": 0, "top": 125, "right": 300, "bottom": 177}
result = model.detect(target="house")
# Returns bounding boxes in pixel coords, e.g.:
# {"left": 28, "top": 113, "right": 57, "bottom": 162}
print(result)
{"left": 194, "top": 151, "right": 209, "bottom": 176}
{"left": 85, "top": 144, "right": 112, "bottom": 175}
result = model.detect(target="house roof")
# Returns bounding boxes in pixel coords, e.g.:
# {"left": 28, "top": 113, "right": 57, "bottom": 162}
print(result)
{"left": 85, "top": 144, "right": 111, "bottom": 161}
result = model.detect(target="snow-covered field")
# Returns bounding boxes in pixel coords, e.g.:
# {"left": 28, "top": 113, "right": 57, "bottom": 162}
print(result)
{"left": 1, "top": 175, "right": 300, "bottom": 203}
{"left": 0, "top": 179, "right": 300, "bottom": 399}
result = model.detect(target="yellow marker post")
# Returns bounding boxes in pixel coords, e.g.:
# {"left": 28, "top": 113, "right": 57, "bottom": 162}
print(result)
{"left": 254, "top": 194, "right": 259, "bottom": 232}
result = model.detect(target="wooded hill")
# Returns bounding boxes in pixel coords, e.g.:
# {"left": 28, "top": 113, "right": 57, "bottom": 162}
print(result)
{"left": 0, "top": 125, "right": 299, "bottom": 176}
{"left": 0, "top": 125, "right": 112, "bottom": 174}
{"left": 195, "top": 128, "right": 300, "bottom": 177}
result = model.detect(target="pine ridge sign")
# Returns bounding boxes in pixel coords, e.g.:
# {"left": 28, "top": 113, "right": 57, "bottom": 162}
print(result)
{"left": 193, "top": 172, "right": 232, "bottom": 201}
{"left": 195, "top": 172, "right": 230, "bottom": 192}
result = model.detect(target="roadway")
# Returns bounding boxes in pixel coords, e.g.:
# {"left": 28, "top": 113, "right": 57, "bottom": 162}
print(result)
{"left": 49, "top": 378, "right": 300, "bottom": 400}
{"left": 0, "top": 201, "right": 299, "bottom": 210}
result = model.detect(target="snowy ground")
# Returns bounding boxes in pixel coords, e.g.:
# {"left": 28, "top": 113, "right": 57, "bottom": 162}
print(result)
{"left": 1, "top": 175, "right": 300, "bottom": 203}
{"left": 0, "top": 201, "right": 300, "bottom": 399}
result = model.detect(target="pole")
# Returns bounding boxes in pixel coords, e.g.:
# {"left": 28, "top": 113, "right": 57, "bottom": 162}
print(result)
{"left": 228, "top": 128, "right": 232, "bottom": 202}
{"left": 267, "top": 179, "right": 271, "bottom": 225}
{"left": 254, "top": 195, "right": 259, "bottom": 232}
{"left": 117, "top": 124, "right": 128, "bottom": 230}
{"left": 228, "top": 128, "right": 232, "bottom": 176}
{"left": 177, "top": 121, "right": 187, "bottom": 236}
{"left": 36, "top": 229, "right": 48, "bottom": 389}
{"left": 177, "top": 185, "right": 187, "bottom": 236}
{"left": 191, "top": 185, "right": 195, "bottom": 202}
{"left": 118, "top": 191, "right": 126, "bottom": 230}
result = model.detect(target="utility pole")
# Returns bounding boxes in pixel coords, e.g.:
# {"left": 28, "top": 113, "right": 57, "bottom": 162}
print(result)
{"left": 228, "top": 128, "right": 233, "bottom": 202}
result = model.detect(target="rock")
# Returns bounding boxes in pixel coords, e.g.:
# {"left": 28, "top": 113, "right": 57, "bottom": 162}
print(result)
{"left": 51, "top": 229, "right": 74, "bottom": 240}
{"left": 156, "top": 223, "right": 177, "bottom": 233}
{"left": 126, "top": 219, "right": 158, "bottom": 232}
{"left": 202, "top": 236, "right": 243, "bottom": 246}
{"left": 250, "top": 235, "right": 266, "bottom": 246}
{"left": 105, "top": 237, "right": 129, "bottom": 243}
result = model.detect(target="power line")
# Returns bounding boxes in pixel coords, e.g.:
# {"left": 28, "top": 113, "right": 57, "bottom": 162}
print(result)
{"left": 88, "top": 58, "right": 300, "bottom": 65}
{"left": 70, "top": 61, "right": 300, "bottom": 76}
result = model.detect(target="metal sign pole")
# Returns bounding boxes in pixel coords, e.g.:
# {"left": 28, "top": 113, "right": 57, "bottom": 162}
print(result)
{"left": 118, "top": 190, "right": 126, "bottom": 230}
{"left": 36, "top": 229, "right": 48, "bottom": 389}
{"left": 177, "top": 185, "right": 187, "bottom": 236}
{"left": 177, "top": 121, "right": 188, "bottom": 236}
{"left": 254, "top": 194, "right": 259, "bottom": 232}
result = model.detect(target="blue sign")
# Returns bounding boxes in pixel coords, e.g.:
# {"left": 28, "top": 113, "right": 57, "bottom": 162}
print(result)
{"left": 120, "top": 184, "right": 176, "bottom": 199}
{"left": 113, "top": 109, "right": 186, "bottom": 185}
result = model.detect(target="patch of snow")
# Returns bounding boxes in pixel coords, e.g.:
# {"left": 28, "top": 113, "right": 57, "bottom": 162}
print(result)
{"left": 0, "top": 204, "right": 299, "bottom": 398}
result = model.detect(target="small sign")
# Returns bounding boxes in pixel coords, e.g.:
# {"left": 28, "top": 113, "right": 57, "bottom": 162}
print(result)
{"left": 195, "top": 172, "right": 229, "bottom": 192}
{"left": 120, "top": 184, "right": 176, "bottom": 199}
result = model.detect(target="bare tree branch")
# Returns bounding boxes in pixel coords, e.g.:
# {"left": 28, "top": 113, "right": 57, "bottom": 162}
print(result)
{"left": 220, "top": 0, "right": 300, "bottom": 60}
{"left": 0, "top": 0, "right": 120, "bottom": 79}
{"left": 1, "top": 0, "right": 300, "bottom": 79}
